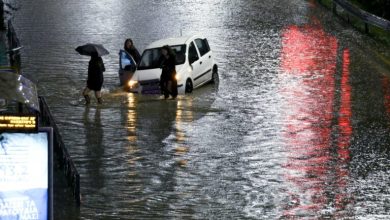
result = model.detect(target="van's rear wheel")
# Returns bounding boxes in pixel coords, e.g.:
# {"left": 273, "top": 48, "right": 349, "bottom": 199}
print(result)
{"left": 185, "top": 79, "right": 193, "bottom": 93}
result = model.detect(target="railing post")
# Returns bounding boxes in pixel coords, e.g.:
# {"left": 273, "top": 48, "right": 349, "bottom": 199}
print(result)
{"left": 75, "top": 173, "right": 81, "bottom": 206}
{"left": 38, "top": 96, "right": 81, "bottom": 207}
{"left": 365, "top": 23, "right": 369, "bottom": 33}
{"left": 0, "top": 0, "right": 4, "bottom": 30}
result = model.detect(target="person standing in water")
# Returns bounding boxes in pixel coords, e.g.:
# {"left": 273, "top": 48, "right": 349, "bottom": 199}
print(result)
{"left": 124, "top": 38, "right": 141, "bottom": 64}
{"left": 82, "top": 52, "right": 106, "bottom": 104}
{"left": 159, "top": 45, "right": 177, "bottom": 99}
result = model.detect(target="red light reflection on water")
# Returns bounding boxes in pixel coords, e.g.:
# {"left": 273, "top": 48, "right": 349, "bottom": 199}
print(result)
{"left": 280, "top": 23, "right": 352, "bottom": 218}
{"left": 334, "top": 49, "right": 352, "bottom": 216}
{"left": 337, "top": 50, "right": 352, "bottom": 158}
{"left": 381, "top": 75, "right": 390, "bottom": 116}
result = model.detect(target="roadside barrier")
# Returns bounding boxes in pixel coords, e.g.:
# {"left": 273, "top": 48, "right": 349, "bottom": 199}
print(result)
{"left": 319, "top": 0, "right": 390, "bottom": 33}
{"left": 39, "top": 96, "right": 81, "bottom": 206}
{"left": 1, "top": 0, "right": 18, "bottom": 29}
{"left": 6, "top": 20, "right": 21, "bottom": 69}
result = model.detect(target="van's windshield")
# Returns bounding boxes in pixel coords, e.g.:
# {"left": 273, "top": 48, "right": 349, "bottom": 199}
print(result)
{"left": 137, "top": 44, "right": 186, "bottom": 70}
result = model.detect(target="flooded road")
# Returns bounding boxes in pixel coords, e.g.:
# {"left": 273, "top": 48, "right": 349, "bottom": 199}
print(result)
{"left": 10, "top": 0, "right": 390, "bottom": 219}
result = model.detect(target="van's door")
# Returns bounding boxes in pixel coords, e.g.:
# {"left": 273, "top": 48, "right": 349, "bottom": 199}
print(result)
{"left": 188, "top": 42, "right": 202, "bottom": 87}
{"left": 194, "top": 38, "right": 213, "bottom": 85}
{"left": 195, "top": 38, "right": 213, "bottom": 83}
{"left": 119, "top": 49, "right": 136, "bottom": 86}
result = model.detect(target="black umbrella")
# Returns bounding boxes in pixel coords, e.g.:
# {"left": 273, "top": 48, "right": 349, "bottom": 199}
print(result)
{"left": 75, "top": 43, "right": 109, "bottom": 57}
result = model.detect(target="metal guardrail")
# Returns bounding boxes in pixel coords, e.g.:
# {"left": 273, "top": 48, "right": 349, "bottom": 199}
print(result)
{"left": 6, "top": 20, "right": 21, "bottom": 69}
{"left": 39, "top": 96, "right": 81, "bottom": 206}
{"left": 327, "top": 0, "right": 390, "bottom": 33}
{"left": 1, "top": 0, "right": 19, "bottom": 29}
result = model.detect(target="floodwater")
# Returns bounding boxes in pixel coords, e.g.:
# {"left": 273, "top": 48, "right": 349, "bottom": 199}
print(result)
{"left": 9, "top": 0, "right": 390, "bottom": 219}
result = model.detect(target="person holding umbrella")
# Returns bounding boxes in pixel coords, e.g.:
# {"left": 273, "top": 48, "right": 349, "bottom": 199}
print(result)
{"left": 76, "top": 44, "right": 108, "bottom": 104}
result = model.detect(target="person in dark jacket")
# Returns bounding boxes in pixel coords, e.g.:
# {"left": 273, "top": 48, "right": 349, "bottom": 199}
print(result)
{"left": 82, "top": 52, "right": 106, "bottom": 104}
{"left": 159, "top": 45, "right": 177, "bottom": 99}
{"left": 124, "top": 38, "right": 141, "bottom": 64}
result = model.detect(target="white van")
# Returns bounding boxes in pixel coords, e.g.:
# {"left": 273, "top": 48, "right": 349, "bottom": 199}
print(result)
{"left": 125, "top": 35, "right": 218, "bottom": 94}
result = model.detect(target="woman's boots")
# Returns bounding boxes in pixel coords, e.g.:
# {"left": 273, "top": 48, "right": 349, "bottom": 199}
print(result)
{"left": 84, "top": 93, "right": 102, "bottom": 105}
{"left": 84, "top": 95, "right": 90, "bottom": 105}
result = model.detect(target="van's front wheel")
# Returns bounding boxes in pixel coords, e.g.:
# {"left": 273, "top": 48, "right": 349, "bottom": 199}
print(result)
{"left": 185, "top": 79, "right": 193, "bottom": 93}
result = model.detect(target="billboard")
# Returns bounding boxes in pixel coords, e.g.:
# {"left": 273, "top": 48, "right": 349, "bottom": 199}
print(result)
{"left": 0, "top": 127, "right": 53, "bottom": 220}
{"left": 0, "top": 115, "right": 37, "bottom": 132}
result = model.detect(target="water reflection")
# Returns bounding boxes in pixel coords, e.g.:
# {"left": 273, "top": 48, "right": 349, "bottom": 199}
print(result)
{"left": 122, "top": 94, "right": 180, "bottom": 217}
{"left": 334, "top": 49, "right": 353, "bottom": 217}
{"left": 126, "top": 93, "right": 137, "bottom": 143}
{"left": 382, "top": 75, "right": 390, "bottom": 117}
{"left": 280, "top": 21, "right": 353, "bottom": 218}
{"left": 12, "top": 0, "right": 390, "bottom": 218}
{"left": 119, "top": 84, "right": 217, "bottom": 217}
{"left": 83, "top": 106, "right": 105, "bottom": 192}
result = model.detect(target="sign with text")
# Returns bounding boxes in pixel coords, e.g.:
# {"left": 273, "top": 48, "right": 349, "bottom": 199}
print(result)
{"left": 0, "top": 115, "right": 37, "bottom": 132}
{"left": 0, "top": 128, "right": 53, "bottom": 220}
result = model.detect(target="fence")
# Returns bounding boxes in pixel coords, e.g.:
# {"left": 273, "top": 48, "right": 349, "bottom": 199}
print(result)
{"left": 39, "top": 96, "right": 81, "bottom": 206}
{"left": 319, "top": 0, "right": 390, "bottom": 33}
{"left": 1, "top": 0, "right": 18, "bottom": 29}
{"left": 6, "top": 20, "right": 21, "bottom": 68}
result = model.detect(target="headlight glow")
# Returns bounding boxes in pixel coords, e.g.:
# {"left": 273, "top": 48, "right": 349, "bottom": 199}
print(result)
{"left": 128, "top": 80, "right": 138, "bottom": 88}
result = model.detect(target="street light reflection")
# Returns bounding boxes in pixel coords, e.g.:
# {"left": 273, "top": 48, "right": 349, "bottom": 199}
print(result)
{"left": 126, "top": 93, "right": 137, "bottom": 144}
{"left": 175, "top": 98, "right": 193, "bottom": 142}
{"left": 173, "top": 97, "right": 194, "bottom": 166}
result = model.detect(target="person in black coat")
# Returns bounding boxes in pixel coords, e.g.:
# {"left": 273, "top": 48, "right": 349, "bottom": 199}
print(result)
{"left": 159, "top": 45, "right": 177, "bottom": 99}
{"left": 82, "top": 52, "right": 106, "bottom": 104}
{"left": 124, "top": 38, "right": 141, "bottom": 64}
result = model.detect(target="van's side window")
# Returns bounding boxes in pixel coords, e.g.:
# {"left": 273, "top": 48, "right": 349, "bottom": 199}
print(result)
{"left": 194, "top": 38, "right": 210, "bottom": 57}
{"left": 188, "top": 42, "right": 199, "bottom": 63}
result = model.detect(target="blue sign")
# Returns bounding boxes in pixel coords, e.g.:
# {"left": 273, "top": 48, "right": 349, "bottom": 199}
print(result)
{"left": 0, "top": 128, "right": 53, "bottom": 220}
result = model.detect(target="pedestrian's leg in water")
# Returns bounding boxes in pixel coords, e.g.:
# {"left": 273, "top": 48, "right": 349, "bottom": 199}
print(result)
{"left": 162, "top": 81, "right": 169, "bottom": 99}
{"left": 95, "top": 91, "right": 103, "bottom": 104}
{"left": 171, "top": 80, "right": 178, "bottom": 99}
{"left": 82, "top": 87, "right": 91, "bottom": 105}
